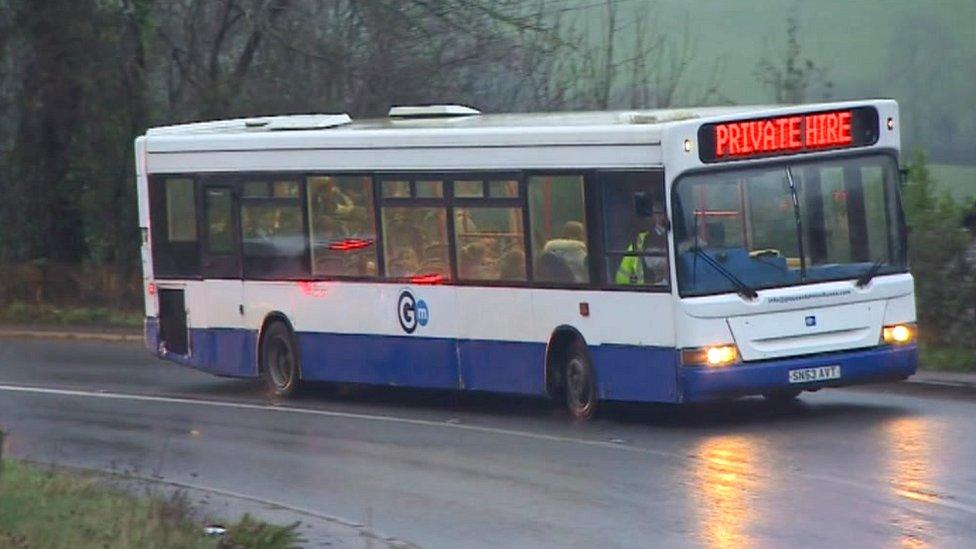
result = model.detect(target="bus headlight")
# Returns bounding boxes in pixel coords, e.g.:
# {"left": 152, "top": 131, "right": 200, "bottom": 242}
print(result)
{"left": 882, "top": 323, "right": 916, "bottom": 345}
{"left": 682, "top": 344, "right": 740, "bottom": 367}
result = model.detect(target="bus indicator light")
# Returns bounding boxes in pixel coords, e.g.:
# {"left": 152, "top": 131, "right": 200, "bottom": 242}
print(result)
{"left": 147, "top": 282, "right": 157, "bottom": 296}
{"left": 699, "top": 107, "right": 878, "bottom": 163}
{"left": 681, "top": 344, "right": 739, "bottom": 367}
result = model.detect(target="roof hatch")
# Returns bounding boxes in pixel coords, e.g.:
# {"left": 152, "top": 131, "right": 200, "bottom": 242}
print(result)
{"left": 388, "top": 104, "right": 481, "bottom": 119}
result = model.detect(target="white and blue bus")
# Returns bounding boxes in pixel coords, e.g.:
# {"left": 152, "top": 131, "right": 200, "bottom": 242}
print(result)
{"left": 136, "top": 101, "right": 917, "bottom": 419}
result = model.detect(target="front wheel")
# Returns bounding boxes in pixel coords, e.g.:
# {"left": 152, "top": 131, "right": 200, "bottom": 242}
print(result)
{"left": 564, "top": 345, "right": 597, "bottom": 421}
{"left": 260, "top": 321, "right": 301, "bottom": 398}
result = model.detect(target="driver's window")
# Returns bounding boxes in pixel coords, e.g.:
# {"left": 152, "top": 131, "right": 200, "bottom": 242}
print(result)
{"left": 601, "top": 171, "right": 669, "bottom": 288}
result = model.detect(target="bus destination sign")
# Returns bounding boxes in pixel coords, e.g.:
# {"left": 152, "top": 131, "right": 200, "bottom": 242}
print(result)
{"left": 697, "top": 106, "right": 879, "bottom": 163}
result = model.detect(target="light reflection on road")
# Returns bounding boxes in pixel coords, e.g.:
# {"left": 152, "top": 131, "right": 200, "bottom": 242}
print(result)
{"left": 693, "top": 435, "right": 763, "bottom": 549}
{"left": 884, "top": 416, "right": 938, "bottom": 548}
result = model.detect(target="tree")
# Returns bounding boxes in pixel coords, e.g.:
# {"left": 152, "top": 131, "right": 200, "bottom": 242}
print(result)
{"left": 754, "top": 14, "right": 833, "bottom": 104}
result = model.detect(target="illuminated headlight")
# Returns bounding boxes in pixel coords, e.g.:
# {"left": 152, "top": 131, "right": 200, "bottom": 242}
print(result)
{"left": 682, "top": 344, "right": 740, "bottom": 367}
{"left": 882, "top": 323, "right": 916, "bottom": 346}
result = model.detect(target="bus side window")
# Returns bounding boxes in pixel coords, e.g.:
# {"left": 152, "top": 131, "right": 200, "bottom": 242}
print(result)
{"left": 601, "top": 171, "right": 669, "bottom": 288}
{"left": 528, "top": 175, "right": 589, "bottom": 284}
{"left": 452, "top": 180, "right": 526, "bottom": 282}
{"left": 307, "top": 176, "right": 378, "bottom": 277}
{"left": 240, "top": 179, "right": 308, "bottom": 279}
{"left": 150, "top": 177, "right": 200, "bottom": 277}
{"left": 381, "top": 206, "right": 451, "bottom": 280}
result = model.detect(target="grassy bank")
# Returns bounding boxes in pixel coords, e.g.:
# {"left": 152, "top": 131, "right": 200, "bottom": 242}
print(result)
{"left": 0, "top": 459, "right": 301, "bottom": 548}
{"left": 0, "top": 301, "right": 141, "bottom": 328}
{"left": 919, "top": 344, "right": 976, "bottom": 373}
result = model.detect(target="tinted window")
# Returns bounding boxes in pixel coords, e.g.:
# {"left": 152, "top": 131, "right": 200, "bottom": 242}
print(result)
{"left": 166, "top": 178, "right": 197, "bottom": 242}
{"left": 151, "top": 177, "right": 200, "bottom": 277}
{"left": 528, "top": 175, "right": 589, "bottom": 284}
{"left": 308, "top": 176, "right": 378, "bottom": 277}
{"left": 205, "top": 187, "right": 235, "bottom": 254}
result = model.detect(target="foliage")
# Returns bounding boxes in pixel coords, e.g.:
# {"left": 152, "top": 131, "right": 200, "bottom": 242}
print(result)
{"left": 901, "top": 149, "right": 976, "bottom": 367}
{"left": 0, "top": 301, "right": 142, "bottom": 327}
{"left": 220, "top": 514, "right": 303, "bottom": 549}
{"left": 0, "top": 460, "right": 212, "bottom": 548}
{"left": 0, "top": 459, "right": 305, "bottom": 549}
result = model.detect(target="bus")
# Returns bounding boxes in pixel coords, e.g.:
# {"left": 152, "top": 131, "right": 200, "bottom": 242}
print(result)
{"left": 135, "top": 100, "right": 917, "bottom": 419}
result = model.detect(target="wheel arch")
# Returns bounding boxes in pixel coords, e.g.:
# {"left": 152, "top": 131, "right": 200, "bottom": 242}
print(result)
{"left": 544, "top": 325, "right": 591, "bottom": 397}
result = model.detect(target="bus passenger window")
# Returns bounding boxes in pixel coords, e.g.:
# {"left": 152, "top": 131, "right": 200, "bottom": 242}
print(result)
{"left": 150, "top": 177, "right": 200, "bottom": 278}
{"left": 307, "top": 176, "right": 378, "bottom": 277}
{"left": 240, "top": 179, "right": 307, "bottom": 278}
{"left": 454, "top": 207, "right": 526, "bottom": 281}
{"left": 382, "top": 207, "right": 450, "bottom": 280}
{"left": 528, "top": 175, "right": 589, "bottom": 284}
{"left": 601, "top": 172, "right": 669, "bottom": 288}
{"left": 166, "top": 178, "right": 197, "bottom": 243}
{"left": 205, "top": 188, "right": 234, "bottom": 254}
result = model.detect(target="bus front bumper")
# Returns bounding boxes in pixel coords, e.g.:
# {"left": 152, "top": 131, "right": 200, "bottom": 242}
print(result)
{"left": 680, "top": 344, "right": 918, "bottom": 402}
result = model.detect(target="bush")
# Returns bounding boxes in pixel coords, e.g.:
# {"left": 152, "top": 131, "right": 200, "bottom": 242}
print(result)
{"left": 902, "top": 149, "right": 976, "bottom": 368}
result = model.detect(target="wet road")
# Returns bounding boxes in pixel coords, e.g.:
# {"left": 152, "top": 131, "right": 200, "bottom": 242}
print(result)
{"left": 1, "top": 337, "right": 975, "bottom": 548}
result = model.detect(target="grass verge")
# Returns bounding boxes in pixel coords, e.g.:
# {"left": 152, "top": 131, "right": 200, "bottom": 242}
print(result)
{"left": 919, "top": 344, "right": 976, "bottom": 373}
{"left": 0, "top": 301, "right": 141, "bottom": 329}
{"left": 0, "top": 459, "right": 301, "bottom": 548}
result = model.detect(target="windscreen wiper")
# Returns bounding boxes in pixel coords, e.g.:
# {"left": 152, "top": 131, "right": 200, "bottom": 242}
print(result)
{"left": 691, "top": 247, "right": 759, "bottom": 299}
{"left": 855, "top": 257, "right": 886, "bottom": 288}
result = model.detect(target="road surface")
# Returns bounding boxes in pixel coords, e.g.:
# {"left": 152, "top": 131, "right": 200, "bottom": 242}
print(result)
{"left": 1, "top": 337, "right": 974, "bottom": 547}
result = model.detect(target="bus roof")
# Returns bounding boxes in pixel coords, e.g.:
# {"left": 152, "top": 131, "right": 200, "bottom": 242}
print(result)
{"left": 146, "top": 105, "right": 783, "bottom": 138}
{"left": 140, "top": 100, "right": 898, "bottom": 173}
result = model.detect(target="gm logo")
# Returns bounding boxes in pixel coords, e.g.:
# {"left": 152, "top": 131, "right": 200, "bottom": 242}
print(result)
{"left": 805, "top": 315, "right": 817, "bottom": 327}
{"left": 397, "top": 290, "right": 430, "bottom": 334}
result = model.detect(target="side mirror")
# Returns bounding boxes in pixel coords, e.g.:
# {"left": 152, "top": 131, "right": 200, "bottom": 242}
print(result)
{"left": 634, "top": 192, "right": 654, "bottom": 218}
{"left": 899, "top": 167, "right": 910, "bottom": 187}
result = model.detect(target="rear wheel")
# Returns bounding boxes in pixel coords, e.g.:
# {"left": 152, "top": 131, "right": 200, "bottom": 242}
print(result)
{"left": 260, "top": 321, "right": 301, "bottom": 398}
{"left": 564, "top": 344, "right": 597, "bottom": 421}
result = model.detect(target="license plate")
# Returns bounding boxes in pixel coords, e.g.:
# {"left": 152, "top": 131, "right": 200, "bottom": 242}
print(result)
{"left": 788, "top": 365, "right": 841, "bottom": 384}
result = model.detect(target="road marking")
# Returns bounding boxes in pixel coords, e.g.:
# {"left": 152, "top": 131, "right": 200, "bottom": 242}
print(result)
{"left": 3, "top": 382, "right": 976, "bottom": 517}
{"left": 0, "top": 383, "right": 676, "bottom": 459}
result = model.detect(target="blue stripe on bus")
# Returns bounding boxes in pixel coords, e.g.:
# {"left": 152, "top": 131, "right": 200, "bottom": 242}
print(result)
{"left": 144, "top": 318, "right": 917, "bottom": 403}
{"left": 679, "top": 344, "right": 918, "bottom": 402}
{"left": 145, "top": 317, "right": 679, "bottom": 400}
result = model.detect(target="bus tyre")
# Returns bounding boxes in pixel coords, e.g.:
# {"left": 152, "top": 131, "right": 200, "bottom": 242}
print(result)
{"left": 260, "top": 321, "right": 301, "bottom": 398}
{"left": 564, "top": 344, "right": 597, "bottom": 421}
{"left": 763, "top": 389, "right": 802, "bottom": 404}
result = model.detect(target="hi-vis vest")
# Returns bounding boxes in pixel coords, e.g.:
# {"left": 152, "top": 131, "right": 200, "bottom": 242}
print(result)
{"left": 615, "top": 231, "right": 650, "bottom": 285}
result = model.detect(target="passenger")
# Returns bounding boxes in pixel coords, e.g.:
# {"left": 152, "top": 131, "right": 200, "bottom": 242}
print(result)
{"left": 388, "top": 248, "right": 421, "bottom": 277}
{"left": 616, "top": 210, "right": 668, "bottom": 285}
{"left": 498, "top": 249, "right": 526, "bottom": 280}
{"left": 315, "top": 178, "right": 355, "bottom": 217}
{"left": 542, "top": 221, "right": 588, "bottom": 282}
{"left": 460, "top": 241, "right": 496, "bottom": 280}
{"left": 421, "top": 243, "right": 450, "bottom": 277}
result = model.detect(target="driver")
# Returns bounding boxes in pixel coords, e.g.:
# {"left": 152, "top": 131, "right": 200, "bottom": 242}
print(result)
{"left": 615, "top": 210, "right": 669, "bottom": 285}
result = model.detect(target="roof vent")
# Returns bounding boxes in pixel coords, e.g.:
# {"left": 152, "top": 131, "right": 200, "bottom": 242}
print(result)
{"left": 388, "top": 104, "right": 481, "bottom": 119}
{"left": 260, "top": 114, "right": 352, "bottom": 131}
